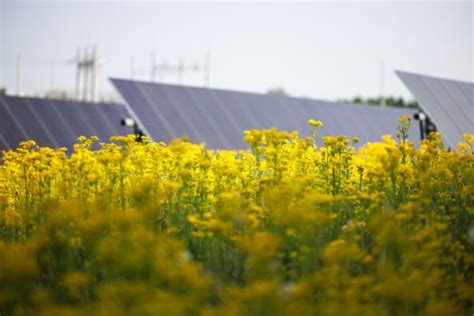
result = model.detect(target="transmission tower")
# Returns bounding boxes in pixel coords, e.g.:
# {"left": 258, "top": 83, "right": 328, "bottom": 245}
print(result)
{"left": 75, "top": 45, "right": 104, "bottom": 102}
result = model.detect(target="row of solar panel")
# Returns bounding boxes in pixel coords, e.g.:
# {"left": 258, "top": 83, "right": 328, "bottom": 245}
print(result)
{"left": 396, "top": 71, "right": 474, "bottom": 148}
{"left": 111, "top": 78, "right": 418, "bottom": 149}
{"left": 4, "top": 71, "right": 468, "bottom": 153}
{"left": 0, "top": 96, "right": 131, "bottom": 152}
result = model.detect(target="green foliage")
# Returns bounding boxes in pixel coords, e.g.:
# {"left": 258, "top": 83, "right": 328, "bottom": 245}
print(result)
{"left": 267, "top": 87, "right": 288, "bottom": 96}
{"left": 344, "top": 96, "right": 420, "bottom": 109}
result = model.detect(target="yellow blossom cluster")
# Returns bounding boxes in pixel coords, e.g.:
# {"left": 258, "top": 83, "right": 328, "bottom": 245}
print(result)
{"left": 0, "top": 118, "right": 473, "bottom": 315}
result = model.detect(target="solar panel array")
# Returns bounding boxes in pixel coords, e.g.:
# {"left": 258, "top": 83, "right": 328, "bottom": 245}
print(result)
{"left": 111, "top": 78, "right": 418, "bottom": 149}
{"left": 396, "top": 71, "right": 474, "bottom": 148}
{"left": 0, "top": 96, "right": 131, "bottom": 152}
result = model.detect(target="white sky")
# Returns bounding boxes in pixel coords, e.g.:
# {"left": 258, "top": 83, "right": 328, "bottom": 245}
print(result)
{"left": 1, "top": 1, "right": 472, "bottom": 101}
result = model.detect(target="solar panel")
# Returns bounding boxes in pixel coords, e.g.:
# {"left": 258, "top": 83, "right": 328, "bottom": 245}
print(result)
{"left": 190, "top": 88, "right": 240, "bottom": 148}
{"left": 111, "top": 79, "right": 173, "bottom": 141}
{"left": 110, "top": 78, "right": 418, "bottom": 149}
{"left": 97, "top": 103, "right": 131, "bottom": 137}
{"left": 24, "top": 98, "right": 78, "bottom": 148}
{"left": 0, "top": 95, "right": 131, "bottom": 152}
{"left": 0, "top": 97, "right": 31, "bottom": 149}
{"left": 296, "top": 98, "right": 415, "bottom": 145}
{"left": 396, "top": 71, "right": 474, "bottom": 148}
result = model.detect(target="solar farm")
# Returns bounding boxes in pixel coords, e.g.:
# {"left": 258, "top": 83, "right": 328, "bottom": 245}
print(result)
{"left": 1, "top": 71, "right": 472, "bottom": 153}
{"left": 1, "top": 3, "right": 473, "bottom": 314}
{"left": 1, "top": 70, "right": 473, "bottom": 315}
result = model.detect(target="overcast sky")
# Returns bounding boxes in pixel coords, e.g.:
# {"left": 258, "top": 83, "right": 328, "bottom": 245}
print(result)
{"left": 1, "top": 1, "right": 472, "bottom": 101}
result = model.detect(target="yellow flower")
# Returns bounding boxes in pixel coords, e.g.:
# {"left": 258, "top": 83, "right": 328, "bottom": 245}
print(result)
{"left": 308, "top": 119, "right": 323, "bottom": 128}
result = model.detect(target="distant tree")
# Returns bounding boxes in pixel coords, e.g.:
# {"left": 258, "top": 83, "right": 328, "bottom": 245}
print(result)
{"left": 267, "top": 87, "right": 288, "bottom": 96}
{"left": 344, "top": 96, "right": 419, "bottom": 109}
{"left": 0, "top": 87, "right": 6, "bottom": 96}
{"left": 353, "top": 96, "right": 363, "bottom": 104}
{"left": 45, "top": 89, "right": 71, "bottom": 100}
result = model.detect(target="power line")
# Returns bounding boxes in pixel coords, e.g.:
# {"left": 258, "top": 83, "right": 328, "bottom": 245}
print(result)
{"left": 131, "top": 51, "right": 211, "bottom": 87}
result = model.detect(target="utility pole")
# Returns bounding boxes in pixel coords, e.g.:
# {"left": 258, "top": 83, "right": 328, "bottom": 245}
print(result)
{"left": 95, "top": 48, "right": 104, "bottom": 102}
{"left": 97, "top": 58, "right": 103, "bottom": 102}
{"left": 75, "top": 48, "right": 81, "bottom": 100}
{"left": 82, "top": 47, "right": 90, "bottom": 101}
{"left": 204, "top": 51, "right": 210, "bottom": 87}
{"left": 91, "top": 45, "right": 97, "bottom": 102}
{"left": 150, "top": 50, "right": 157, "bottom": 81}
{"left": 178, "top": 58, "right": 184, "bottom": 84}
{"left": 75, "top": 45, "right": 102, "bottom": 102}
{"left": 380, "top": 60, "right": 385, "bottom": 106}
{"left": 130, "top": 56, "right": 136, "bottom": 79}
{"left": 50, "top": 59, "right": 56, "bottom": 91}
{"left": 16, "top": 53, "right": 21, "bottom": 96}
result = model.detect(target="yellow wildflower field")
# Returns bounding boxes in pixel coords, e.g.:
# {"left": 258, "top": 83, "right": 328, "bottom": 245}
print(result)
{"left": 0, "top": 119, "right": 473, "bottom": 315}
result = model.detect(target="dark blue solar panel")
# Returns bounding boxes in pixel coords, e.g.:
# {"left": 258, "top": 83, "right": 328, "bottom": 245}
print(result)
{"left": 55, "top": 100, "right": 98, "bottom": 138}
{"left": 111, "top": 78, "right": 419, "bottom": 150}
{"left": 183, "top": 88, "right": 232, "bottom": 148}
{"left": 352, "top": 105, "right": 379, "bottom": 141}
{"left": 155, "top": 84, "right": 217, "bottom": 146}
{"left": 420, "top": 77, "right": 469, "bottom": 135}
{"left": 189, "top": 88, "right": 241, "bottom": 149}
{"left": 242, "top": 93, "right": 294, "bottom": 131}
{"left": 67, "top": 100, "right": 122, "bottom": 142}
{"left": 25, "top": 98, "right": 77, "bottom": 148}
{"left": 0, "top": 97, "right": 29, "bottom": 150}
{"left": 215, "top": 90, "right": 261, "bottom": 130}
{"left": 369, "top": 105, "right": 417, "bottom": 141}
{"left": 0, "top": 95, "right": 131, "bottom": 152}
{"left": 458, "top": 81, "right": 474, "bottom": 96}
{"left": 87, "top": 104, "right": 120, "bottom": 141}
{"left": 296, "top": 99, "right": 333, "bottom": 136}
{"left": 397, "top": 71, "right": 474, "bottom": 148}
{"left": 145, "top": 84, "right": 195, "bottom": 139}
{"left": 0, "top": 134, "right": 9, "bottom": 150}
{"left": 271, "top": 95, "right": 307, "bottom": 132}
{"left": 112, "top": 79, "right": 174, "bottom": 142}
{"left": 1, "top": 97, "right": 55, "bottom": 148}
{"left": 98, "top": 103, "right": 132, "bottom": 138}
{"left": 22, "top": 98, "right": 59, "bottom": 147}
